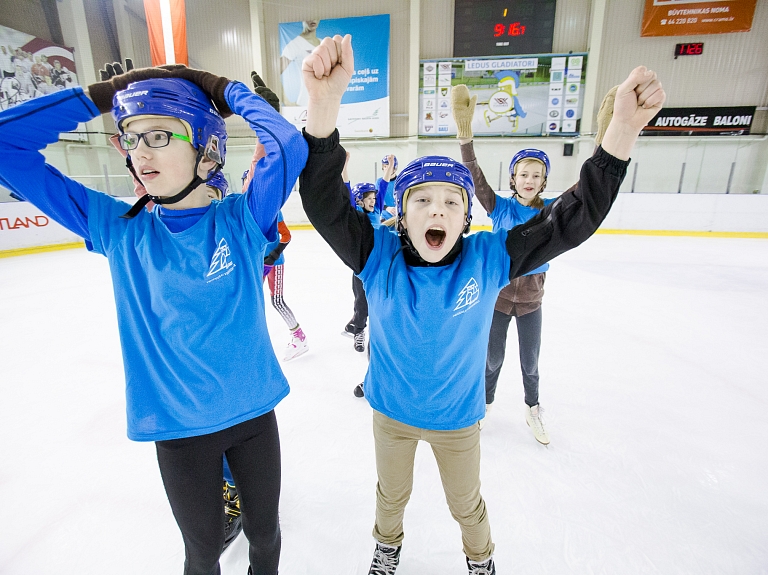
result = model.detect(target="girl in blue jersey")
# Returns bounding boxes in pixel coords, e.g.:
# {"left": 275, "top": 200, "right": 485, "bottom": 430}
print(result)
{"left": 0, "top": 66, "right": 307, "bottom": 575}
{"left": 298, "top": 36, "right": 664, "bottom": 575}
{"left": 460, "top": 141, "right": 557, "bottom": 444}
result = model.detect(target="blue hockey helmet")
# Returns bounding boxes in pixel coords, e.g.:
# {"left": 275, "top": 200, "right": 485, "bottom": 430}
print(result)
{"left": 206, "top": 171, "right": 229, "bottom": 198}
{"left": 509, "top": 148, "right": 550, "bottom": 179}
{"left": 381, "top": 155, "right": 398, "bottom": 172}
{"left": 112, "top": 78, "right": 227, "bottom": 165}
{"left": 352, "top": 182, "right": 377, "bottom": 205}
{"left": 394, "top": 155, "right": 474, "bottom": 225}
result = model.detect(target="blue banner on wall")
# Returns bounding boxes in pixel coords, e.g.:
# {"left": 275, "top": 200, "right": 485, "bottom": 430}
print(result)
{"left": 279, "top": 15, "right": 390, "bottom": 137}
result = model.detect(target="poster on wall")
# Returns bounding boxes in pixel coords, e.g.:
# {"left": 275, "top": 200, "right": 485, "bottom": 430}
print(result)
{"left": 278, "top": 15, "right": 390, "bottom": 138}
{"left": 0, "top": 23, "right": 79, "bottom": 111}
{"left": 640, "top": 106, "right": 756, "bottom": 136}
{"left": 641, "top": 0, "right": 758, "bottom": 37}
{"left": 419, "top": 53, "right": 586, "bottom": 137}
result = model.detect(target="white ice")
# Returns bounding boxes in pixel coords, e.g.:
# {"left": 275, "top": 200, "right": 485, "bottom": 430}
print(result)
{"left": 1, "top": 231, "right": 767, "bottom": 575}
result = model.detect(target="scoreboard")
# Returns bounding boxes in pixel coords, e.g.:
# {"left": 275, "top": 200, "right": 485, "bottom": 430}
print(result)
{"left": 454, "top": 0, "right": 557, "bottom": 57}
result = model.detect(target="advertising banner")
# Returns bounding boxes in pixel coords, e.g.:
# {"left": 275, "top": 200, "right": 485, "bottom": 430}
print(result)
{"left": 641, "top": 106, "right": 756, "bottom": 136}
{"left": 0, "top": 23, "right": 79, "bottom": 112}
{"left": 641, "top": 0, "right": 757, "bottom": 37}
{"left": 0, "top": 200, "right": 81, "bottom": 251}
{"left": 419, "top": 53, "right": 586, "bottom": 137}
{"left": 279, "top": 15, "right": 390, "bottom": 138}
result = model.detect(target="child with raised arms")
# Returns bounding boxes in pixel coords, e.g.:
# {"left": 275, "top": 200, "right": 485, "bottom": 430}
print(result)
{"left": 0, "top": 64, "right": 307, "bottom": 575}
{"left": 298, "top": 35, "right": 664, "bottom": 574}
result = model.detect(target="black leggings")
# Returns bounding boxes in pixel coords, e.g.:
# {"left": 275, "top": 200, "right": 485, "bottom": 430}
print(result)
{"left": 351, "top": 273, "right": 368, "bottom": 333}
{"left": 485, "top": 307, "right": 543, "bottom": 407}
{"left": 156, "top": 411, "right": 281, "bottom": 575}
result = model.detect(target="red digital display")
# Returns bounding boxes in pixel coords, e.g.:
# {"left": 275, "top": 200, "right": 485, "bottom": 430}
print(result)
{"left": 494, "top": 22, "right": 526, "bottom": 37}
{"left": 675, "top": 42, "right": 703, "bottom": 58}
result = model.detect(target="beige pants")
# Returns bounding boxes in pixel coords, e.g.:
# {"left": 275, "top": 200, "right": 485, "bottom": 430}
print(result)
{"left": 372, "top": 410, "right": 494, "bottom": 562}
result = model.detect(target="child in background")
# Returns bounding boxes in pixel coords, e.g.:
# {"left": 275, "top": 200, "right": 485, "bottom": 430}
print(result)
{"left": 377, "top": 154, "right": 398, "bottom": 219}
{"left": 452, "top": 84, "right": 619, "bottom": 444}
{"left": 0, "top": 63, "right": 307, "bottom": 575}
{"left": 298, "top": 35, "right": 664, "bottom": 574}
{"left": 343, "top": 182, "right": 383, "bottom": 355}
{"left": 241, "top": 72, "right": 309, "bottom": 362}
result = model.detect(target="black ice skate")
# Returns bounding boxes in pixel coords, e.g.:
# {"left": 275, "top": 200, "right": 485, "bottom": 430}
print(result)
{"left": 223, "top": 481, "right": 242, "bottom": 551}
{"left": 342, "top": 320, "right": 355, "bottom": 338}
{"left": 466, "top": 555, "right": 496, "bottom": 575}
{"left": 354, "top": 330, "right": 366, "bottom": 352}
{"left": 368, "top": 541, "right": 401, "bottom": 575}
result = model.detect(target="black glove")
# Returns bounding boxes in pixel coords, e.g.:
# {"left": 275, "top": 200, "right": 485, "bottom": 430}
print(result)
{"left": 251, "top": 71, "right": 280, "bottom": 113}
{"left": 98, "top": 58, "right": 134, "bottom": 81}
{"left": 264, "top": 242, "right": 288, "bottom": 266}
{"left": 88, "top": 63, "right": 232, "bottom": 117}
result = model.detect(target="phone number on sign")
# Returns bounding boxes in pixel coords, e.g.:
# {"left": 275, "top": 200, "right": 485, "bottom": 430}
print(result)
{"left": 661, "top": 18, "right": 697, "bottom": 24}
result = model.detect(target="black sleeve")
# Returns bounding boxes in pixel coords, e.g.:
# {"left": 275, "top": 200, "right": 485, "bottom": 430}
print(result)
{"left": 506, "top": 146, "right": 629, "bottom": 280}
{"left": 298, "top": 129, "right": 376, "bottom": 274}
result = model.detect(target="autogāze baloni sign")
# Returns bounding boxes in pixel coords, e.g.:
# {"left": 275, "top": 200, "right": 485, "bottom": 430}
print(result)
{"left": 642, "top": 106, "right": 756, "bottom": 136}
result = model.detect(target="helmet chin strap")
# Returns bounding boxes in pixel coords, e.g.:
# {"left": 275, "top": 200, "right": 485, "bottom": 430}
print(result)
{"left": 120, "top": 152, "right": 221, "bottom": 219}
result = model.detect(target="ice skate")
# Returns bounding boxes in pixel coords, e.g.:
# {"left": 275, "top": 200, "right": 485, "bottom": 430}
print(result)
{"left": 354, "top": 383, "right": 365, "bottom": 397}
{"left": 467, "top": 555, "right": 496, "bottom": 575}
{"left": 368, "top": 541, "right": 401, "bottom": 575}
{"left": 284, "top": 327, "right": 308, "bottom": 361}
{"left": 341, "top": 320, "right": 355, "bottom": 338}
{"left": 354, "top": 330, "right": 366, "bottom": 352}
{"left": 525, "top": 403, "right": 549, "bottom": 445}
{"left": 222, "top": 481, "right": 242, "bottom": 551}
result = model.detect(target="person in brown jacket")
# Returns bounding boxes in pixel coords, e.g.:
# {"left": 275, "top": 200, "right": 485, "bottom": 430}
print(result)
{"left": 451, "top": 84, "right": 618, "bottom": 445}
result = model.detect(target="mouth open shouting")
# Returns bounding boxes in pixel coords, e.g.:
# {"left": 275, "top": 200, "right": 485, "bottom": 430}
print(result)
{"left": 425, "top": 226, "right": 447, "bottom": 249}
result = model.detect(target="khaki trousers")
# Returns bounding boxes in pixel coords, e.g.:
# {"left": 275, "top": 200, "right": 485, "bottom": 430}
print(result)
{"left": 371, "top": 410, "right": 494, "bottom": 562}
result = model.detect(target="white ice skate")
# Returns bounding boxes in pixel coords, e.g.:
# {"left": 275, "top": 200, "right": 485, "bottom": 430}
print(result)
{"left": 525, "top": 404, "right": 549, "bottom": 445}
{"left": 284, "top": 327, "right": 308, "bottom": 361}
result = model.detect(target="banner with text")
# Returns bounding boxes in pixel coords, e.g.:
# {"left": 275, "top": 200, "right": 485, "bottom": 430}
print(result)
{"left": 640, "top": 106, "right": 756, "bottom": 136}
{"left": 419, "top": 53, "right": 586, "bottom": 137}
{"left": 279, "top": 15, "right": 390, "bottom": 138}
{"left": 641, "top": 0, "right": 757, "bottom": 36}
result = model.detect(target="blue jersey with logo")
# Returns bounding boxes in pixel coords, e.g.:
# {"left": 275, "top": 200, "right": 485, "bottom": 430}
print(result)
{"left": 490, "top": 196, "right": 555, "bottom": 275}
{"left": 87, "top": 191, "right": 288, "bottom": 440}
{"left": 359, "top": 227, "right": 511, "bottom": 430}
{"left": 0, "top": 83, "right": 307, "bottom": 441}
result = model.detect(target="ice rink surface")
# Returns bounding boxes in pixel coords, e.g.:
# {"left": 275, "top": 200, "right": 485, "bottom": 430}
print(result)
{"left": 1, "top": 230, "right": 767, "bottom": 575}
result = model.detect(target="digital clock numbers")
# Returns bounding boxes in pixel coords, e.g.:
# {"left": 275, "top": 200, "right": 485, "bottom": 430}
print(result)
{"left": 675, "top": 42, "right": 704, "bottom": 58}
{"left": 454, "top": 0, "right": 555, "bottom": 57}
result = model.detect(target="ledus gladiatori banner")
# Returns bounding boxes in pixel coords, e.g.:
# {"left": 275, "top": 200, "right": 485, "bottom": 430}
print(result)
{"left": 641, "top": 106, "right": 756, "bottom": 136}
{"left": 419, "top": 53, "right": 587, "bottom": 137}
{"left": 278, "top": 15, "right": 390, "bottom": 138}
{"left": 0, "top": 23, "right": 79, "bottom": 112}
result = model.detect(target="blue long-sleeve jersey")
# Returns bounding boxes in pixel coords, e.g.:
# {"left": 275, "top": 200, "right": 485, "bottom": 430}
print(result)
{"left": 0, "top": 82, "right": 308, "bottom": 441}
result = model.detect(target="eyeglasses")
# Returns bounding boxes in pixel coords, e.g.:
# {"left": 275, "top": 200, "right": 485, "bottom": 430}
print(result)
{"left": 117, "top": 130, "right": 191, "bottom": 151}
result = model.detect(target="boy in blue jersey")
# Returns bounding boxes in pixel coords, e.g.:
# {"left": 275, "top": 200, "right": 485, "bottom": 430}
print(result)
{"left": 0, "top": 65, "right": 307, "bottom": 575}
{"left": 299, "top": 36, "right": 665, "bottom": 574}
{"left": 344, "top": 182, "right": 383, "bottom": 354}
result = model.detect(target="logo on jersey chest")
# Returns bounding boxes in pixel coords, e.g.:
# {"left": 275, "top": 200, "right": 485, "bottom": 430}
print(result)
{"left": 453, "top": 277, "right": 480, "bottom": 316}
{"left": 207, "top": 238, "right": 236, "bottom": 283}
